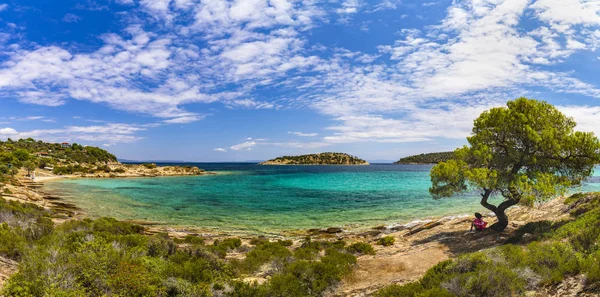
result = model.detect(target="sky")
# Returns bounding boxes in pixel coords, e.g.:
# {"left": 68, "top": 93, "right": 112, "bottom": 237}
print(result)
{"left": 0, "top": 0, "right": 600, "bottom": 162}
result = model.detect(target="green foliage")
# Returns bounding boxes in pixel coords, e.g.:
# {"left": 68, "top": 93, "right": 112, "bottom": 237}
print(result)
{"left": 238, "top": 241, "right": 292, "bottom": 273}
{"left": 376, "top": 193, "right": 600, "bottom": 296}
{"left": 395, "top": 152, "right": 454, "bottom": 164}
{"left": 230, "top": 248, "right": 357, "bottom": 297}
{"left": 0, "top": 138, "right": 117, "bottom": 178}
{"left": 143, "top": 163, "right": 157, "bottom": 169}
{"left": 346, "top": 242, "right": 375, "bottom": 255}
{"left": 112, "top": 167, "right": 126, "bottom": 173}
{"left": 430, "top": 98, "right": 600, "bottom": 230}
{"left": 378, "top": 236, "right": 395, "bottom": 247}
{"left": 263, "top": 152, "right": 368, "bottom": 165}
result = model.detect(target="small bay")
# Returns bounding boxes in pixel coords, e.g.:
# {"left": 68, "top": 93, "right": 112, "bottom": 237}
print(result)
{"left": 42, "top": 163, "right": 600, "bottom": 234}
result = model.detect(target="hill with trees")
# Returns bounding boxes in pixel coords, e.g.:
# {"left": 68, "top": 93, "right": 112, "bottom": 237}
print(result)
{"left": 394, "top": 152, "right": 454, "bottom": 164}
{"left": 0, "top": 138, "right": 118, "bottom": 183}
{"left": 260, "top": 152, "right": 369, "bottom": 165}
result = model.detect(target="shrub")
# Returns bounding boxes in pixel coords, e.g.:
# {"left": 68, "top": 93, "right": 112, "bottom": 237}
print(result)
{"left": 378, "top": 236, "right": 395, "bottom": 247}
{"left": 277, "top": 239, "right": 293, "bottom": 247}
{"left": 239, "top": 242, "right": 292, "bottom": 273}
{"left": 0, "top": 225, "right": 27, "bottom": 259}
{"left": 346, "top": 242, "right": 375, "bottom": 255}
{"left": 148, "top": 233, "right": 177, "bottom": 257}
{"left": 525, "top": 242, "right": 581, "bottom": 284}
{"left": 180, "top": 235, "right": 205, "bottom": 245}
{"left": 143, "top": 163, "right": 157, "bottom": 169}
{"left": 250, "top": 236, "right": 269, "bottom": 246}
{"left": 112, "top": 168, "right": 126, "bottom": 173}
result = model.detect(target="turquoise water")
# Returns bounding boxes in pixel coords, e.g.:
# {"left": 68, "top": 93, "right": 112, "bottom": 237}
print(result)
{"left": 42, "top": 164, "right": 600, "bottom": 234}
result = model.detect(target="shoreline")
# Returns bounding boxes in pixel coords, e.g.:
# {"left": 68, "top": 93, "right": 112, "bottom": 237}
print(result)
{"left": 37, "top": 175, "right": 495, "bottom": 238}
{"left": 1, "top": 172, "right": 575, "bottom": 295}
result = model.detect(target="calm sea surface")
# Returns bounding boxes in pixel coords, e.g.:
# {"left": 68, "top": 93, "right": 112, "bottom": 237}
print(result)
{"left": 42, "top": 163, "right": 600, "bottom": 234}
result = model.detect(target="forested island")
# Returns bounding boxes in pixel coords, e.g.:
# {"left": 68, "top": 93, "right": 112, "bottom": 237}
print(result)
{"left": 394, "top": 151, "right": 454, "bottom": 164}
{"left": 260, "top": 152, "right": 369, "bottom": 165}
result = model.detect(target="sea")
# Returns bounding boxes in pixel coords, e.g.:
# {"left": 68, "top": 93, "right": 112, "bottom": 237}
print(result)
{"left": 41, "top": 163, "right": 600, "bottom": 235}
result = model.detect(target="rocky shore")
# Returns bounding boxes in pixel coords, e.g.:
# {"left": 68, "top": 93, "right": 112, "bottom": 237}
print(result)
{"left": 52, "top": 163, "right": 216, "bottom": 178}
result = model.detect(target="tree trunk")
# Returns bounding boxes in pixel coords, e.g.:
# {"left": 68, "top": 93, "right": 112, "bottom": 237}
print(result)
{"left": 479, "top": 190, "right": 518, "bottom": 232}
{"left": 489, "top": 208, "right": 509, "bottom": 232}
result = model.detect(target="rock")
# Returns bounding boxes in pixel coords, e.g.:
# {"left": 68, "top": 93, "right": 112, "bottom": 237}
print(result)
{"left": 408, "top": 221, "right": 443, "bottom": 235}
{"left": 359, "top": 230, "right": 382, "bottom": 237}
{"left": 325, "top": 227, "right": 343, "bottom": 234}
{"left": 372, "top": 225, "right": 386, "bottom": 230}
{"left": 390, "top": 225, "right": 407, "bottom": 231}
{"left": 521, "top": 233, "right": 534, "bottom": 243}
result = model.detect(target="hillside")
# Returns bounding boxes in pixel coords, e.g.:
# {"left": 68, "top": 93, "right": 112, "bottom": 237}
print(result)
{"left": 260, "top": 152, "right": 369, "bottom": 165}
{"left": 0, "top": 138, "right": 117, "bottom": 166}
{"left": 0, "top": 138, "right": 118, "bottom": 183}
{"left": 394, "top": 151, "right": 454, "bottom": 164}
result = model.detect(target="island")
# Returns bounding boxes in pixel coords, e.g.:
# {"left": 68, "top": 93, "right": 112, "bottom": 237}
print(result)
{"left": 394, "top": 151, "right": 454, "bottom": 164}
{"left": 260, "top": 152, "right": 369, "bottom": 165}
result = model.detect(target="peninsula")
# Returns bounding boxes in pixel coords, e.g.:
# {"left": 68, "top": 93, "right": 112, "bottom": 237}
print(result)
{"left": 394, "top": 151, "right": 454, "bottom": 164}
{"left": 0, "top": 138, "right": 212, "bottom": 179}
{"left": 260, "top": 152, "right": 369, "bottom": 165}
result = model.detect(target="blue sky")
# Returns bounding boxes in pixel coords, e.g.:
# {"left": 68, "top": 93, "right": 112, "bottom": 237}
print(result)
{"left": 1, "top": 0, "right": 600, "bottom": 162}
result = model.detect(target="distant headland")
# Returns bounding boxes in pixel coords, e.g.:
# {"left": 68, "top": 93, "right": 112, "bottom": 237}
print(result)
{"left": 260, "top": 152, "right": 369, "bottom": 165}
{"left": 394, "top": 151, "right": 454, "bottom": 164}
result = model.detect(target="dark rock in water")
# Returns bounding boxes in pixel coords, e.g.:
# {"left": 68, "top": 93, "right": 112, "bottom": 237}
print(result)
{"left": 372, "top": 225, "right": 386, "bottom": 230}
{"left": 308, "top": 228, "right": 321, "bottom": 234}
{"left": 325, "top": 227, "right": 343, "bottom": 234}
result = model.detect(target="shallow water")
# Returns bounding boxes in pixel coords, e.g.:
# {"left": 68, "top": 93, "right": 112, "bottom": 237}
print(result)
{"left": 42, "top": 163, "right": 600, "bottom": 234}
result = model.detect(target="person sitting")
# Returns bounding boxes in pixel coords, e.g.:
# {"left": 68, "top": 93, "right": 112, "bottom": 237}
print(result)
{"left": 470, "top": 212, "right": 487, "bottom": 231}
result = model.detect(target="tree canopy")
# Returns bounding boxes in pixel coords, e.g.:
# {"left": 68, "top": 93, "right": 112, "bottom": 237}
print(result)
{"left": 430, "top": 97, "right": 600, "bottom": 231}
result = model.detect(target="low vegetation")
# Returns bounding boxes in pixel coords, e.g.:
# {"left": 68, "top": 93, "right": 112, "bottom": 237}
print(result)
{"left": 0, "top": 197, "right": 367, "bottom": 296}
{"left": 260, "top": 152, "right": 369, "bottom": 165}
{"left": 375, "top": 192, "right": 600, "bottom": 296}
{"left": 394, "top": 152, "right": 454, "bottom": 164}
{"left": 377, "top": 236, "right": 395, "bottom": 247}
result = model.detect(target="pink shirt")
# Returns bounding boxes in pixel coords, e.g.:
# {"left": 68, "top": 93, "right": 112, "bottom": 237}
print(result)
{"left": 473, "top": 218, "right": 487, "bottom": 230}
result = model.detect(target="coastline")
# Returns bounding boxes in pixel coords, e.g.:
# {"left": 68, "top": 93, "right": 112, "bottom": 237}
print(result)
{"left": 1, "top": 172, "right": 576, "bottom": 295}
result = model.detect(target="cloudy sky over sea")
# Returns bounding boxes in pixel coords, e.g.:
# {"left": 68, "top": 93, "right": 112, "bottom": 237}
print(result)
{"left": 0, "top": 0, "right": 599, "bottom": 161}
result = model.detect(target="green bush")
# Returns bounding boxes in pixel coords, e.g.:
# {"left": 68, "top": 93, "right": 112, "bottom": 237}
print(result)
{"left": 346, "top": 242, "right": 375, "bottom": 255}
{"left": 143, "top": 163, "right": 157, "bottom": 169}
{"left": 525, "top": 242, "right": 581, "bottom": 284}
{"left": 0, "top": 225, "right": 27, "bottom": 259}
{"left": 148, "top": 233, "right": 177, "bottom": 257}
{"left": 238, "top": 242, "right": 292, "bottom": 274}
{"left": 112, "top": 168, "right": 126, "bottom": 173}
{"left": 378, "top": 236, "right": 395, "bottom": 247}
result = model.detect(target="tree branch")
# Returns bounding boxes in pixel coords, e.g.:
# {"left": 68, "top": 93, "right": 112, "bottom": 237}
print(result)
{"left": 480, "top": 189, "right": 497, "bottom": 212}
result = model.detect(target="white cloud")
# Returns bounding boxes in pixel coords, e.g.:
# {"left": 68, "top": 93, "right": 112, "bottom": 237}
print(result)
{"left": 288, "top": 131, "right": 318, "bottom": 137}
{"left": 163, "top": 115, "right": 205, "bottom": 124}
{"left": 230, "top": 141, "right": 257, "bottom": 151}
{"left": 558, "top": 105, "right": 600, "bottom": 136}
{"left": 0, "top": 4, "right": 8, "bottom": 12}
{"left": 214, "top": 148, "right": 227, "bottom": 152}
{"left": 337, "top": 0, "right": 361, "bottom": 14}
{"left": 62, "top": 13, "right": 82, "bottom": 23}
{"left": 0, "top": 123, "right": 148, "bottom": 144}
